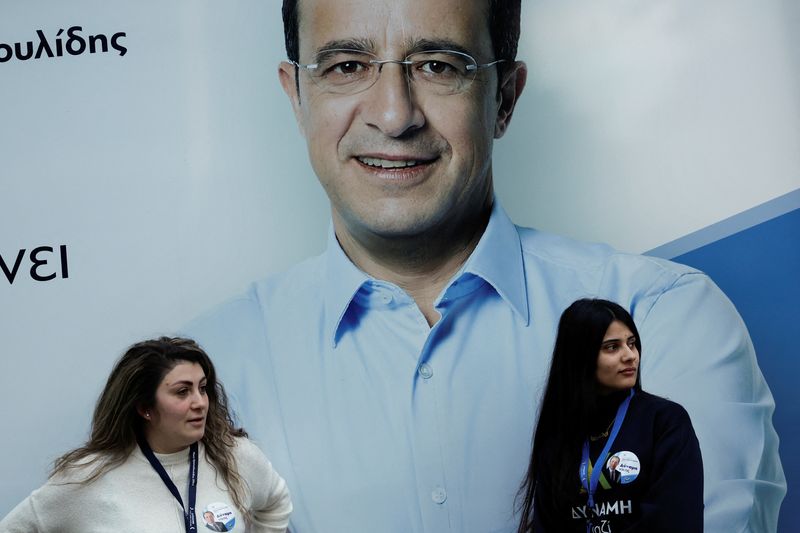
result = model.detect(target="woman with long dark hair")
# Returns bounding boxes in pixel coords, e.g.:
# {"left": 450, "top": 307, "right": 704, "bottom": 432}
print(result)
{"left": 517, "top": 299, "right": 703, "bottom": 532}
{"left": 1, "top": 337, "right": 292, "bottom": 532}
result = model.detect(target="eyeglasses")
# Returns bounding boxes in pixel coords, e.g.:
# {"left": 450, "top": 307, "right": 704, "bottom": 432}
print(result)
{"left": 291, "top": 49, "right": 505, "bottom": 96}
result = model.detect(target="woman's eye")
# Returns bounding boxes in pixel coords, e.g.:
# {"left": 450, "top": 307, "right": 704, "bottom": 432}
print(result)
{"left": 200, "top": 385, "right": 207, "bottom": 395}
{"left": 176, "top": 388, "right": 188, "bottom": 396}
{"left": 603, "top": 343, "right": 618, "bottom": 352}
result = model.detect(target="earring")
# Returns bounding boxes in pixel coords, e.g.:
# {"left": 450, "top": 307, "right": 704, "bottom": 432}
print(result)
{"left": 145, "top": 411, "right": 151, "bottom": 419}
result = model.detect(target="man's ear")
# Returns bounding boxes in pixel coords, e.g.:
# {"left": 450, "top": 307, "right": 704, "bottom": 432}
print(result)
{"left": 278, "top": 61, "right": 306, "bottom": 138}
{"left": 494, "top": 61, "right": 527, "bottom": 139}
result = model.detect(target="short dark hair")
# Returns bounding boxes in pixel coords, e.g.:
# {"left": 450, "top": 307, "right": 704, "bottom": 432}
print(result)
{"left": 487, "top": 0, "right": 522, "bottom": 66}
{"left": 281, "top": 0, "right": 521, "bottom": 64}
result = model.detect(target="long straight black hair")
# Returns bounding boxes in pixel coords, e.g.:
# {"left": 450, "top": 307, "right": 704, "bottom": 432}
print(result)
{"left": 516, "top": 298, "right": 642, "bottom": 532}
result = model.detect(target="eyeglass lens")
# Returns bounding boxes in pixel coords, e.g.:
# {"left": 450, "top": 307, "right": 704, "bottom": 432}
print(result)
{"left": 304, "top": 50, "right": 481, "bottom": 95}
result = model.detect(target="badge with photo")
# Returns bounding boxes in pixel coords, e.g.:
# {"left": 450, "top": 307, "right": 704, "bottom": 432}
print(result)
{"left": 201, "top": 502, "right": 236, "bottom": 532}
{"left": 606, "top": 451, "right": 641, "bottom": 484}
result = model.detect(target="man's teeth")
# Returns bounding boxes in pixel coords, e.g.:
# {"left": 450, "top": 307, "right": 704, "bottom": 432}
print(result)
{"left": 358, "top": 156, "right": 419, "bottom": 168}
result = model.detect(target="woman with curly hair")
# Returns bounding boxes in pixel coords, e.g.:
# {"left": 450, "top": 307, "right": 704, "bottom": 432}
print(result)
{"left": 1, "top": 337, "right": 292, "bottom": 532}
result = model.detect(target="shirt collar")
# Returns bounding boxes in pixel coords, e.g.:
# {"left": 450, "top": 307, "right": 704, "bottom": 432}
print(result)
{"left": 324, "top": 224, "right": 371, "bottom": 348}
{"left": 457, "top": 201, "right": 529, "bottom": 325}
{"left": 323, "top": 201, "right": 530, "bottom": 347}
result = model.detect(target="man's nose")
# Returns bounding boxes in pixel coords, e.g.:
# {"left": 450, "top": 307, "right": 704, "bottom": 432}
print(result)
{"left": 360, "top": 63, "right": 425, "bottom": 137}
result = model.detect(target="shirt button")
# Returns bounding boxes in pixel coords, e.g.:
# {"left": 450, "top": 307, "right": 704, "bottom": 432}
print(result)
{"left": 431, "top": 487, "right": 447, "bottom": 504}
{"left": 418, "top": 363, "right": 433, "bottom": 379}
{"left": 380, "top": 293, "right": 393, "bottom": 304}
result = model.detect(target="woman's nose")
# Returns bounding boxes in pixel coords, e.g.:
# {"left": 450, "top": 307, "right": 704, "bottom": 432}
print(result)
{"left": 191, "top": 390, "right": 207, "bottom": 408}
{"left": 622, "top": 346, "right": 637, "bottom": 361}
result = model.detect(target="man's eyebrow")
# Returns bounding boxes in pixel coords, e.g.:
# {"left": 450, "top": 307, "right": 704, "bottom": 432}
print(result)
{"left": 315, "top": 38, "right": 375, "bottom": 60}
{"left": 406, "top": 38, "right": 474, "bottom": 57}
{"left": 313, "top": 38, "right": 477, "bottom": 62}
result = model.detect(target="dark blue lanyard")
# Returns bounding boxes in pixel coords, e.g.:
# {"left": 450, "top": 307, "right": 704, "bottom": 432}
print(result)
{"left": 137, "top": 436, "right": 198, "bottom": 533}
{"left": 579, "top": 388, "right": 634, "bottom": 532}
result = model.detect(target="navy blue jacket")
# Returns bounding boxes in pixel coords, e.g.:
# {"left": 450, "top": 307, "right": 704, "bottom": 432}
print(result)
{"left": 533, "top": 391, "right": 704, "bottom": 532}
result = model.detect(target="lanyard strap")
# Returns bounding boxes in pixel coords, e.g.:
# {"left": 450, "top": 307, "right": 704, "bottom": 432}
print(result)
{"left": 579, "top": 389, "right": 634, "bottom": 530}
{"left": 137, "top": 436, "right": 199, "bottom": 533}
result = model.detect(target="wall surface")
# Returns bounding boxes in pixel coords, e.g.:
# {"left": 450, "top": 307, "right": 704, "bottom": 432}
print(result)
{"left": 1, "top": 1, "right": 797, "bottom": 530}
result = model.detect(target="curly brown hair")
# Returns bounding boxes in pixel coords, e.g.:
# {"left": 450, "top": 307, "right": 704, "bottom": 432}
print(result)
{"left": 52, "top": 337, "right": 251, "bottom": 523}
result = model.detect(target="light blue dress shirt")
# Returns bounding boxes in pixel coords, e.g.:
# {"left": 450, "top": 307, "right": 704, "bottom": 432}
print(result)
{"left": 185, "top": 202, "right": 785, "bottom": 533}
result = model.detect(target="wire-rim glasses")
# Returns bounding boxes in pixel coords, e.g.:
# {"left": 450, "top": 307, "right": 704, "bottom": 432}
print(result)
{"left": 291, "top": 49, "right": 505, "bottom": 96}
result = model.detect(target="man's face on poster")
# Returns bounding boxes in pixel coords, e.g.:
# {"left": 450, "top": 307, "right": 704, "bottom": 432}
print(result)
{"left": 279, "top": 0, "right": 519, "bottom": 242}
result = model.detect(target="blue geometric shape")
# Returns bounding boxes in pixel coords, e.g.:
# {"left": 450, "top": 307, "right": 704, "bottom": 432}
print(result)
{"left": 648, "top": 188, "right": 800, "bottom": 259}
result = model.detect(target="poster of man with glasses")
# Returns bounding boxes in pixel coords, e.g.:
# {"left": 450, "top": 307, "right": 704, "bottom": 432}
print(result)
{"left": 1, "top": 1, "right": 795, "bottom": 532}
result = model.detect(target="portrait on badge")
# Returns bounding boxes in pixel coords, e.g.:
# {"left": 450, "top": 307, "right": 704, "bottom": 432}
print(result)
{"left": 203, "top": 509, "right": 229, "bottom": 532}
{"left": 605, "top": 455, "right": 621, "bottom": 485}
{"left": 0, "top": 337, "right": 292, "bottom": 533}
{"left": 516, "top": 299, "right": 704, "bottom": 532}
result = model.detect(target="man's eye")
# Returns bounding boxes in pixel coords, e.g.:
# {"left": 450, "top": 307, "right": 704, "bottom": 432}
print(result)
{"left": 419, "top": 60, "right": 455, "bottom": 75}
{"left": 327, "top": 60, "right": 368, "bottom": 76}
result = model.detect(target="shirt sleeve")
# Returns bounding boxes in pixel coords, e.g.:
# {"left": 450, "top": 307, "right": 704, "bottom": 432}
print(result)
{"left": 237, "top": 438, "right": 293, "bottom": 533}
{"left": 636, "top": 271, "right": 785, "bottom": 532}
{"left": 0, "top": 495, "right": 44, "bottom": 533}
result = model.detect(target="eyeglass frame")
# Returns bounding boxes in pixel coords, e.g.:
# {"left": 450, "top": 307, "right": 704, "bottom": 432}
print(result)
{"left": 290, "top": 48, "right": 506, "bottom": 95}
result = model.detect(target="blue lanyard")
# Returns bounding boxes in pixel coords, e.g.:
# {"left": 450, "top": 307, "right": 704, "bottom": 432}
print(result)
{"left": 579, "top": 388, "right": 634, "bottom": 531}
{"left": 137, "top": 436, "right": 199, "bottom": 533}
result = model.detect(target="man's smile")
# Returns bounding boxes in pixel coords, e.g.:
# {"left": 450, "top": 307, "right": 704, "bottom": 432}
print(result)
{"left": 357, "top": 156, "right": 421, "bottom": 168}
{"left": 354, "top": 153, "right": 439, "bottom": 170}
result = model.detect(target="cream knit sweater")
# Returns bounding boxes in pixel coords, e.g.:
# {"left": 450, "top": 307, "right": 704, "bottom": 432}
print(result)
{"left": 0, "top": 437, "right": 292, "bottom": 532}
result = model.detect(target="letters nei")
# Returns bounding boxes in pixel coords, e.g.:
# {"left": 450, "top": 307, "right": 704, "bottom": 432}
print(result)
{"left": 1, "top": 245, "right": 69, "bottom": 284}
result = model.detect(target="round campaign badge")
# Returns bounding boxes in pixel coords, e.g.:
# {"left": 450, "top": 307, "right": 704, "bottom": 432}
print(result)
{"left": 201, "top": 502, "right": 236, "bottom": 532}
{"left": 606, "top": 450, "right": 640, "bottom": 485}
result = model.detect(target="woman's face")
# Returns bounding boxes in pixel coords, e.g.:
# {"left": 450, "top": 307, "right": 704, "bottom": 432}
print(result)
{"left": 596, "top": 320, "right": 639, "bottom": 394}
{"left": 144, "top": 361, "right": 209, "bottom": 453}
